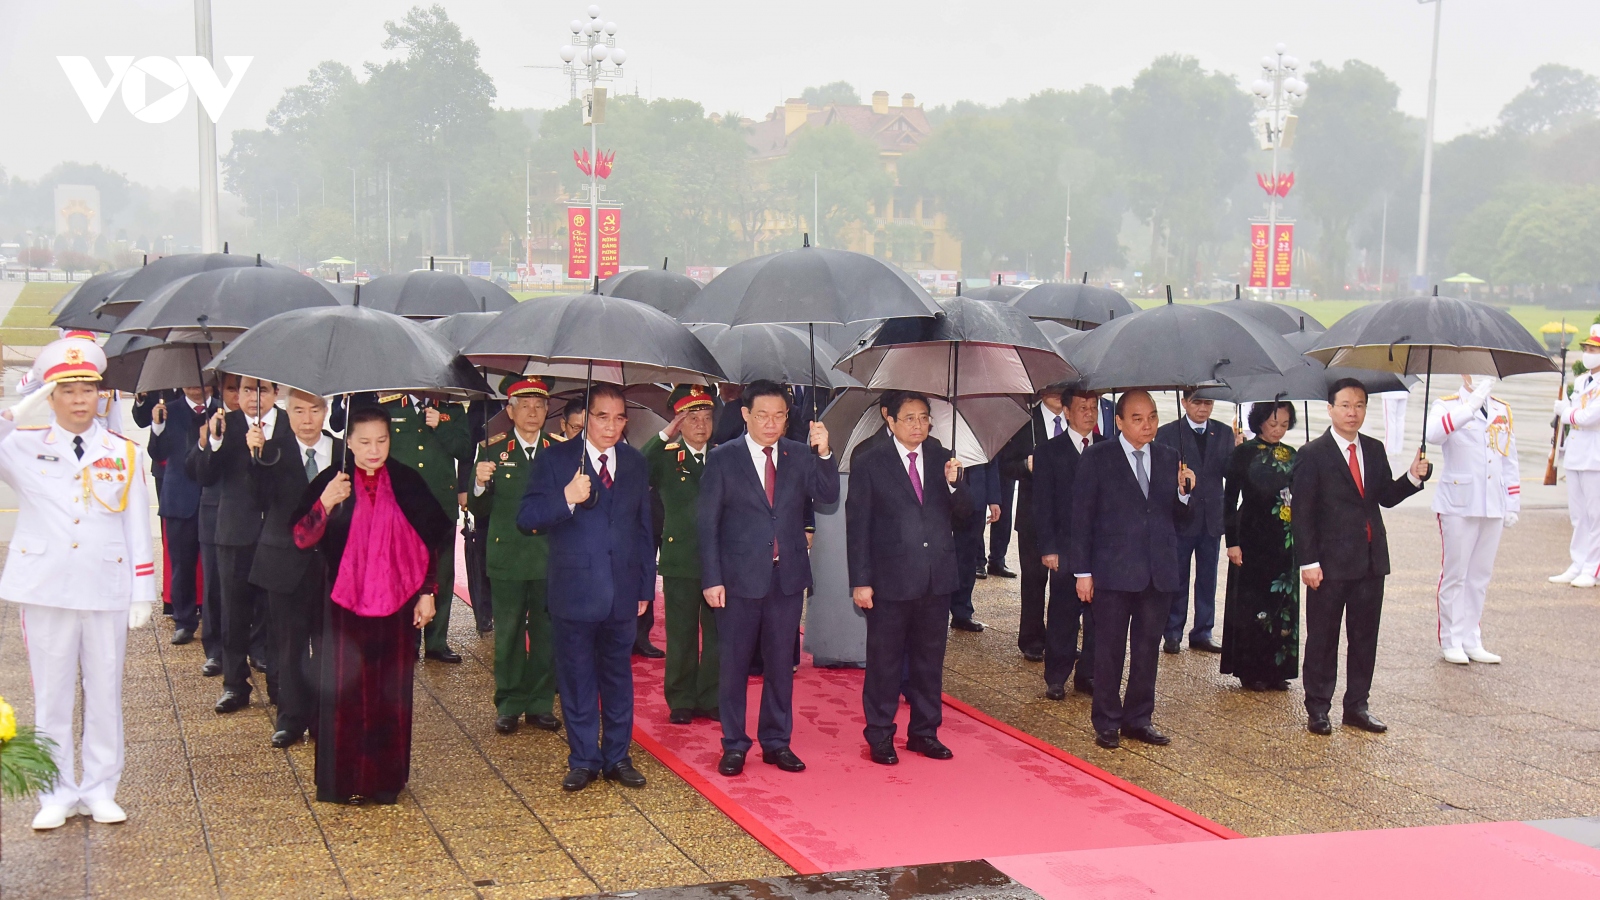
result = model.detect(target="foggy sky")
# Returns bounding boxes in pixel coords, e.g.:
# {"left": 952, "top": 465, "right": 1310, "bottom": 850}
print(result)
{"left": 5, "top": 0, "right": 1596, "bottom": 190}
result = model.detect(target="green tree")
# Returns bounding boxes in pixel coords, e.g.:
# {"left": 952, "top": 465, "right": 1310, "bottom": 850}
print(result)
{"left": 1499, "top": 64, "right": 1600, "bottom": 135}
{"left": 1493, "top": 186, "right": 1600, "bottom": 285}
{"left": 772, "top": 124, "right": 890, "bottom": 246}
{"left": 801, "top": 82, "right": 860, "bottom": 106}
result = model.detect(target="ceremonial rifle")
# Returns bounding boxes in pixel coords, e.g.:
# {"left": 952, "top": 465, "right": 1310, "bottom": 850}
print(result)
{"left": 1546, "top": 319, "right": 1570, "bottom": 486}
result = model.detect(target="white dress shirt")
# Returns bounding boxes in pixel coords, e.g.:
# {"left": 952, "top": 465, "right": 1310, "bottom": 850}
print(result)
{"left": 565, "top": 438, "right": 621, "bottom": 512}
{"left": 297, "top": 432, "right": 335, "bottom": 477}
{"left": 1300, "top": 429, "right": 1420, "bottom": 572}
{"left": 1066, "top": 426, "right": 1093, "bottom": 454}
{"left": 893, "top": 437, "right": 955, "bottom": 494}
{"left": 746, "top": 433, "right": 778, "bottom": 492}
{"left": 658, "top": 429, "right": 707, "bottom": 466}
{"left": 210, "top": 405, "right": 278, "bottom": 450}
{"left": 1039, "top": 404, "right": 1067, "bottom": 439}
{"left": 1074, "top": 435, "right": 1189, "bottom": 577}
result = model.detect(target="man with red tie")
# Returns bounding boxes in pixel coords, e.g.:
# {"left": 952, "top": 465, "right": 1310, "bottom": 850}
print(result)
{"left": 1293, "top": 378, "right": 1430, "bottom": 736}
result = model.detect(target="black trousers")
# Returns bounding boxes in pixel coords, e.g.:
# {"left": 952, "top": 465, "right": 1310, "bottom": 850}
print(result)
{"left": 715, "top": 568, "right": 803, "bottom": 753}
{"left": 200, "top": 540, "right": 223, "bottom": 659}
{"left": 1044, "top": 570, "right": 1095, "bottom": 689}
{"left": 164, "top": 515, "right": 201, "bottom": 633}
{"left": 1090, "top": 585, "right": 1169, "bottom": 735}
{"left": 1303, "top": 575, "right": 1384, "bottom": 718}
{"left": 636, "top": 595, "right": 658, "bottom": 648}
{"left": 989, "top": 479, "right": 1015, "bottom": 568}
{"left": 268, "top": 564, "right": 324, "bottom": 735}
{"left": 218, "top": 544, "right": 273, "bottom": 699}
{"left": 1016, "top": 530, "right": 1051, "bottom": 655}
{"left": 462, "top": 518, "right": 494, "bottom": 634}
{"left": 863, "top": 594, "right": 949, "bottom": 746}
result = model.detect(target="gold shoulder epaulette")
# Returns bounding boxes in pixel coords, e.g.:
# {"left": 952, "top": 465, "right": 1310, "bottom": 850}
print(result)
{"left": 1439, "top": 393, "right": 1459, "bottom": 402}
{"left": 663, "top": 442, "right": 680, "bottom": 450}
{"left": 17, "top": 425, "right": 48, "bottom": 431}
{"left": 486, "top": 432, "right": 507, "bottom": 446}
{"left": 378, "top": 393, "right": 405, "bottom": 404}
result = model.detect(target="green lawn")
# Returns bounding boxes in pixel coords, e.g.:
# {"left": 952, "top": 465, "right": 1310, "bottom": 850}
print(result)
{"left": 1, "top": 283, "right": 73, "bottom": 348}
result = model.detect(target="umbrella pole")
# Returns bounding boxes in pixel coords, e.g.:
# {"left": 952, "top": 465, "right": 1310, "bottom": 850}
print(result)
{"left": 809, "top": 323, "right": 818, "bottom": 423}
{"left": 1304, "top": 401, "right": 1310, "bottom": 444}
{"left": 950, "top": 341, "right": 960, "bottom": 449}
{"left": 1420, "top": 347, "right": 1433, "bottom": 460}
{"left": 581, "top": 359, "right": 600, "bottom": 509}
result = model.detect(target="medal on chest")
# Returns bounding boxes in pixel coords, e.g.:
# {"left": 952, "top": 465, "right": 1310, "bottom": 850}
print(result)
{"left": 82, "top": 442, "right": 135, "bottom": 511}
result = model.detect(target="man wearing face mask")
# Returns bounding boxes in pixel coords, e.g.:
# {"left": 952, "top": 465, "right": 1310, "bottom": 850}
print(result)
{"left": 1553, "top": 327, "right": 1600, "bottom": 588}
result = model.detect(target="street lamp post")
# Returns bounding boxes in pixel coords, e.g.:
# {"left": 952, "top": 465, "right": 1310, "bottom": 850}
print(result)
{"left": 194, "top": 0, "right": 220, "bottom": 253}
{"left": 1250, "top": 45, "right": 1306, "bottom": 300}
{"left": 1414, "top": 0, "right": 1444, "bottom": 292}
{"left": 559, "top": 5, "right": 626, "bottom": 283}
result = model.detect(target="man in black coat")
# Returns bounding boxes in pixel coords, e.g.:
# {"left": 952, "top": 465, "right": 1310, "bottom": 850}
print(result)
{"left": 698, "top": 381, "right": 838, "bottom": 776}
{"left": 1153, "top": 392, "right": 1234, "bottom": 654}
{"left": 998, "top": 386, "right": 1070, "bottom": 661}
{"left": 1033, "top": 388, "right": 1106, "bottom": 700}
{"left": 194, "top": 376, "right": 240, "bottom": 676}
{"left": 1070, "top": 390, "right": 1195, "bottom": 750}
{"left": 148, "top": 386, "right": 215, "bottom": 646}
{"left": 1293, "top": 378, "right": 1430, "bottom": 736}
{"left": 847, "top": 392, "right": 972, "bottom": 765}
{"left": 249, "top": 390, "right": 339, "bottom": 748}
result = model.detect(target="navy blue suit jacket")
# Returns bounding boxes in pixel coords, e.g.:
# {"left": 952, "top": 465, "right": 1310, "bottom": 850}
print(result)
{"left": 698, "top": 436, "right": 840, "bottom": 599}
{"left": 1031, "top": 430, "right": 1107, "bottom": 559}
{"left": 1069, "top": 438, "right": 1190, "bottom": 594}
{"left": 517, "top": 436, "right": 656, "bottom": 623}
{"left": 149, "top": 398, "right": 212, "bottom": 520}
{"left": 846, "top": 438, "right": 973, "bottom": 601}
{"left": 1154, "top": 418, "right": 1231, "bottom": 537}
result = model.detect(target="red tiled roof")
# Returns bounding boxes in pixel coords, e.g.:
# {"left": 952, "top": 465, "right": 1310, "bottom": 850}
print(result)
{"left": 745, "top": 102, "right": 932, "bottom": 160}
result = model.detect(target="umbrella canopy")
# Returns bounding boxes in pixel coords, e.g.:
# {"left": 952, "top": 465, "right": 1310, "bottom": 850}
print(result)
{"left": 51, "top": 267, "right": 137, "bottom": 332}
{"left": 358, "top": 270, "right": 517, "bottom": 319}
{"left": 463, "top": 291, "right": 725, "bottom": 385}
{"left": 113, "top": 266, "right": 343, "bottom": 342}
{"left": 97, "top": 252, "right": 275, "bottom": 318}
{"left": 822, "top": 389, "right": 1029, "bottom": 471}
{"left": 1010, "top": 282, "right": 1136, "bottom": 328}
{"left": 1064, "top": 299, "right": 1291, "bottom": 392}
{"left": 421, "top": 311, "right": 499, "bottom": 351}
{"left": 962, "top": 283, "right": 1028, "bottom": 304}
{"left": 599, "top": 264, "right": 704, "bottom": 319}
{"left": 1209, "top": 298, "right": 1324, "bottom": 334}
{"left": 1193, "top": 357, "right": 1414, "bottom": 403}
{"left": 101, "top": 333, "right": 221, "bottom": 393}
{"left": 678, "top": 243, "right": 939, "bottom": 327}
{"left": 688, "top": 323, "right": 856, "bottom": 389}
{"left": 1304, "top": 294, "right": 1556, "bottom": 377}
{"left": 205, "top": 306, "right": 489, "bottom": 398}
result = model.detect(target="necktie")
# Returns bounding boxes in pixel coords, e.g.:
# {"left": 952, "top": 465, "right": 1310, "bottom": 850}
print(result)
{"left": 73, "top": 436, "right": 84, "bottom": 461}
{"left": 193, "top": 405, "right": 204, "bottom": 417}
{"left": 526, "top": 444, "right": 535, "bottom": 462}
{"left": 304, "top": 448, "right": 317, "bottom": 480}
{"left": 1081, "top": 436, "right": 1089, "bottom": 453}
{"left": 597, "top": 452, "right": 612, "bottom": 489}
{"left": 1053, "top": 415, "right": 1064, "bottom": 438}
{"left": 908, "top": 450, "right": 924, "bottom": 504}
{"left": 763, "top": 446, "right": 778, "bottom": 560}
{"left": 1132, "top": 448, "right": 1149, "bottom": 498}
{"left": 1347, "top": 442, "right": 1371, "bottom": 541}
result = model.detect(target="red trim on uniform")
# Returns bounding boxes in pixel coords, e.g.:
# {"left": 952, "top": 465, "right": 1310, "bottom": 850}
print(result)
{"left": 1442, "top": 413, "right": 1454, "bottom": 435}
{"left": 42, "top": 361, "right": 100, "bottom": 382}
{"left": 1435, "top": 513, "right": 1447, "bottom": 648}
{"left": 1507, "top": 485, "right": 1521, "bottom": 495}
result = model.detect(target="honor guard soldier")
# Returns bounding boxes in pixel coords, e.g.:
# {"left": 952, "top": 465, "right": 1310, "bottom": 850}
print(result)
{"left": 470, "top": 376, "right": 562, "bottom": 735}
{"left": 1426, "top": 376, "right": 1519, "bottom": 664}
{"left": 376, "top": 391, "right": 472, "bottom": 661}
{"left": 3, "top": 337, "right": 156, "bottom": 830}
{"left": 1553, "top": 327, "right": 1600, "bottom": 588}
{"left": 644, "top": 385, "right": 720, "bottom": 724}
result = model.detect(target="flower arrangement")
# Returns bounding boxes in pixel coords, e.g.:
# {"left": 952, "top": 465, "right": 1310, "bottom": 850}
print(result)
{"left": 0, "top": 695, "right": 59, "bottom": 800}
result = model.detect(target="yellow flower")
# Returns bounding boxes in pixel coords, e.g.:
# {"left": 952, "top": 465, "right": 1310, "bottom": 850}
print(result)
{"left": 0, "top": 696, "right": 16, "bottom": 743}
{"left": 1273, "top": 446, "right": 1290, "bottom": 462}
{"left": 1279, "top": 505, "right": 1292, "bottom": 523}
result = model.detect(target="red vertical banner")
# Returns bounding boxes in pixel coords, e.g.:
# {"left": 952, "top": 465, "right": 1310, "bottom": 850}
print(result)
{"left": 1248, "top": 223, "right": 1269, "bottom": 288}
{"left": 1271, "top": 224, "right": 1294, "bottom": 289}
{"left": 596, "top": 208, "right": 621, "bottom": 279}
{"left": 567, "top": 207, "right": 590, "bottom": 280}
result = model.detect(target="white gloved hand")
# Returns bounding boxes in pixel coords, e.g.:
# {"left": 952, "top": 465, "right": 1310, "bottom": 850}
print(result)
{"left": 5, "top": 381, "right": 54, "bottom": 421}
{"left": 128, "top": 601, "right": 152, "bottom": 629}
{"left": 1556, "top": 398, "right": 1573, "bottom": 417}
{"left": 1471, "top": 377, "right": 1494, "bottom": 405}
{"left": 1503, "top": 511, "right": 1519, "bottom": 528}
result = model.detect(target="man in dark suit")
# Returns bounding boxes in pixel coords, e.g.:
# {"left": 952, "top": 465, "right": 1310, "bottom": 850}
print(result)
{"left": 950, "top": 458, "right": 999, "bottom": 631}
{"left": 248, "top": 389, "right": 337, "bottom": 748}
{"left": 1070, "top": 390, "right": 1195, "bottom": 750}
{"left": 194, "top": 375, "right": 240, "bottom": 676}
{"left": 519, "top": 384, "right": 655, "bottom": 792}
{"left": 1293, "top": 378, "right": 1430, "bottom": 736}
{"left": 998, "top": 386, "right": 1071, "bottom": 661}
{"left": 1034, "top": 388, "right": 1106, "bottom": 700}
{"left": 698, "top": 380, "right": 838, "bottom": 776}
{"left": 189, "top": 378, "right": 281, "bottom": 714}
{"left": 1153, "top": 392, "right": 1234, "bottom": 654}
{"left": 149, "top": 386, "right": 214, "bottom": 646}
{"left": 847, "top": 391, "right": 971, "bottom": 764}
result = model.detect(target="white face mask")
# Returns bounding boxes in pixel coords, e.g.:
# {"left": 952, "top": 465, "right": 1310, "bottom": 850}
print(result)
{"left": 1584, "top": 352, "right": 1600, "bottom": 370}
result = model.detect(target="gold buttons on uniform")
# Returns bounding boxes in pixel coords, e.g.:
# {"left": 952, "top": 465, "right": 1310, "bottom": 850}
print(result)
{"left": 667, "top": 536, "right": 674, "bottom": 542}
{"left": 418, "top": 445, "right": 425, "bottom": 450}
{"left": 72, "top": 543, "right": 79, "bottom": 549}
{"left": 417, "top": 462, "right": 424, "bottom": 468}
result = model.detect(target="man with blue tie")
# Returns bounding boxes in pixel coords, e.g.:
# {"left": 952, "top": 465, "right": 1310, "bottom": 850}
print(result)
{"left": 998, "top": 386, "right": 1072, "bottom": 661}
{"left": 1154, "top": 393, "right": 1234, "bottom": 654}
{"left": 1034, "top": 388, "right": 1106, "bottom": 700}
{"left": 1072, "top": 391, "right": 1195, "bottom": 750}
{"left": 698, "top": 380, "right": 838, "bottom": 777}
{"left": 519, "top": 384, "right": 655, "bottom": 792}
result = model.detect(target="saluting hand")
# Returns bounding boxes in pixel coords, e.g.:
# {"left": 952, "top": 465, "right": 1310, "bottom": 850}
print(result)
{"left": 320, "top": 471, "right": 352, "bottom": 512}
{"left": 564, "top": 468, "right": 592, "bottom": 506}
{"left": 663, "top": 410, "right": 686, "bottom": 440}
{"left": 424, "top": 407, "right": 441, "bottom": 429}
{"left": 475, "top": 460, "right": 497, "bottom": 486}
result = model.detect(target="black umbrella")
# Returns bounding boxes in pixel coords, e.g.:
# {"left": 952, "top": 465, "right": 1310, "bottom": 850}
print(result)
{"left": 113, "top": 266, "right": 342, "bottom": 342}
{"left": 1011, "top": 275, "right": 1136, "bottom": 328}
{"left": 420, "top": 311, "right": 499, "bottom": 351}
{"left": 1210, "top": 296, "right": 1325, "bottom": 334}
{"left": 101, "top": 333, "right": 221, "bottom": 393}
{"left": 358, "top": 268, "right": 517, "bottom": 319}
{"left": 600, "top": 258, "right": 704, "bottom": 319}
{"left": 52, "top": 267, "right": 137, "bottom": 332}
{"left": 688, "top": 323, "right": 856, "bottom": 389}
{"left": 1193, "top": 358, "right": 1413, "bottom": 404}
{"left": 962, "top": 283, "right": 1028, "bottom": 304}
{"left": 1064, "top": 290, "right": 1290, "bottom": 392}
{"left": 96, "top": 250, "right": 275, "bottom": 318}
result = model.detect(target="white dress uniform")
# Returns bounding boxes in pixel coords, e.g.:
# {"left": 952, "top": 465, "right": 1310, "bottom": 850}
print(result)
{"left": 1425, "top": 383, "right": 1518, "bottom": 659}
{"left": 1, "top": 338, "right": 155, "bottom": 828}
{"left": 1558, "top": 351, "right": 1600, "bottom": 585}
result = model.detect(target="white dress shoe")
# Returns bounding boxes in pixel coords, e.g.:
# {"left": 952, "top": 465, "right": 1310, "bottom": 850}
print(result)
{"left": 1571, "top": 573, "right": 1598, "bottom": 588}
{"left": 1550, "top": 565, "right": 1582, "bottom": 583}
{"left": 81, "top": 799, "right": 126, "bottom": 824}
{"left": 1441, "top": 647, "right": 1470, "bottom": 664}
{"left": 1466, "top": 647, "right": 1502, "bottom": 664}
{"left": 31, "top": 804, "right": 74, "bottom": 830}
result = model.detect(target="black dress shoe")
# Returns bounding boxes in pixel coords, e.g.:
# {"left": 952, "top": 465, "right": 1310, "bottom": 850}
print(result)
{"left": 1121, "top": 725, "right": 1171, "bottom": 746}
{"left": 668, "top": 708, "right": 694, "bottom": 725}
{"left": 988, "top": 564, "right": 1018, "bottom": 578}
{"left": 1189, "top": 637, "right": 1223, "bottom": 653}
{"left": 1045, "top": 684, "right": 1066, "bottom": 701}
{"left": 527, "top": 713, "right": 562, "bottom": 732}
{"left": 974, "top": 568, "right": 989, "bottom": 580}
{"left": 1074, "top": 680, "right": 1095, "bottom": 695}
{"left": 762, "top": 747, "right": 807, "bottom": 772}
{"left": 603, "top": 763, "right": 647, "bottom": 788}
{"left": 424, "top": 648, "right": 463, "bottom": 664}
{"left": 950, "top": 618, "right": 985, "bottom": 633}
{"left": 718, "top": 750, "right": 746, "bottom": 776}
{"left": 270, "top": 729, "right": 303, "bottom": 749}
{"left": 249, "top": 656, "right": 268, "bottom": 673}
{"left": 494, "top": 715, "right": 520, "bottom": 735}
{"left": 905, "top": 735, "right": 954, "bottom": 759}
{"left": 163, "top": 602, "right": 174, "bottom": 616}
{"left": 214, "top": 691, "right": 249, "bottom": 714}
{"left": 868, "top": 740, "right": 899, "bottom": 765}
{"left": 1269, "top": 680, "right": 1291, "bottom": 691}
{"left": 694, "top": 707, "right": 720, "bottom": 721}
{"left": 1094, "top": 730, "right": 1121, "bottom": 750}
{"left": 1307, "top": 714, "right": 1333, "bottom": 735}
{"left": 1162, "top": 638, "right": 1182, "bottom": 654}
{"left": 1342, "top": 710, "right": 1388, "bottom": 733}
{"left": 200, "top": 658, "right": 222, "bottom": 677}
{"left": 1021, "top": 649, "right": 1045, "bottom": 662}
{"left": 171, "top": 628, "right": 194, "bottom": 646}
{"left": 633, "top": 642, "right": 666, "bottom": 659}
{"left": 562, "top": 768, "right": 599, "bottom": 792}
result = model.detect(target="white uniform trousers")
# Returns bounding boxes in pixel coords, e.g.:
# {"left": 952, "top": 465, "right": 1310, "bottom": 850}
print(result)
{"left": 1436, "top": 515, "right": 1503, "bottom": 651}
{"left": 19, "top": 604, "right": 128, "bottom": 809}
{"left": 1569, "top": 470, "right": 1600, "bottom": 575}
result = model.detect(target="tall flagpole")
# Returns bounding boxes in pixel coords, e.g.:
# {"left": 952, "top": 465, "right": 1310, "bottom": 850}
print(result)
{"left": 1414, "top": 0, "right": 1444, "bottom": 290}
{"left": 194, "top": 0, "right": 220, "bottom": 252}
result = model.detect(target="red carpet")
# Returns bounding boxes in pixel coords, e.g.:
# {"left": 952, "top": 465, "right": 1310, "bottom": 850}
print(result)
{"left": 989, "top": 821, "right": 1600, "bottom": 898}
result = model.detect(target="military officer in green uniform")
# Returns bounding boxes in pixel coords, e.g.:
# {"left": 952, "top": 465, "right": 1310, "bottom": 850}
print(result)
{"left": 644, "top": 385, "right": 720, "bottom": 724}
{"left": 469, "top": 376, "right": 562, "bottom": 734}
{"left": 378, "top": 391, "right": 472, "bottom": 662}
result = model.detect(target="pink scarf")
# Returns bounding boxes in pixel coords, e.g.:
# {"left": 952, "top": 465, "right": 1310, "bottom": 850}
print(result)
{"left": 330, "top": 467, "right": 428, "bottom": 618}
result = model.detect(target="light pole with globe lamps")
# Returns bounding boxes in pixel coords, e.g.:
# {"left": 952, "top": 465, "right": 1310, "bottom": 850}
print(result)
{"left": 1250, "top": 45, "right": 1306, "bottom": 299}
{"left": 559, "top": 6, "right": 626, "bottom": 283}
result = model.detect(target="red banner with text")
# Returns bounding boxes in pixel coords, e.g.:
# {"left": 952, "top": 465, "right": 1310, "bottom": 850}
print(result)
{"left": 1272, "top": 223, "right": 1293, "bottom": 289}
{"left": 567, "top": 206, "right": 621, "bottom": 281}
{"left": 1248, "top": 224, "right": 1269, "bottom": 288}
